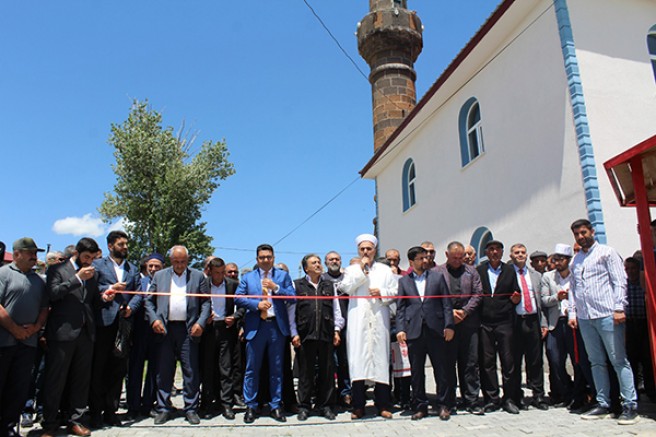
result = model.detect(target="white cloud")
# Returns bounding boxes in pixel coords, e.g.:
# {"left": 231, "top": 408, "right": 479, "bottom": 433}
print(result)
{"left": 52, "top": 214, "right": 107, "bottom": 237}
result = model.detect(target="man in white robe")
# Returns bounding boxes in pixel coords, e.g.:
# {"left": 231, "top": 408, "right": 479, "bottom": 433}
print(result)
{"left": 339, "top": 234, "right": 398, "bottom": 419}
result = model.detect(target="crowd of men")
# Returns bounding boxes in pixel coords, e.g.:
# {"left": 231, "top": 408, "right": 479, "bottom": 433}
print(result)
{"left": 0, "top": 218, "right": 653, "bottom": 436}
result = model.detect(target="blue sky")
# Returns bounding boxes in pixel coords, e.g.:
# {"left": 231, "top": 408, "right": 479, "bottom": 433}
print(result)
{"left": 1, "top": 1, "right": 499, "bottom": 275}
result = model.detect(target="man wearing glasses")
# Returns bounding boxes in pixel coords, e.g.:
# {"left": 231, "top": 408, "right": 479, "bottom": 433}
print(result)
{"left": 235, "top": 244, "right": 295, "bottom": 424}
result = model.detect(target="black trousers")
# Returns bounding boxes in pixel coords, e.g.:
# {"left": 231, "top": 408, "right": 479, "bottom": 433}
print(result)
{"left": 296, "top": 339, "right": 335, "bottom": 411}
{"left": 351, "top": 380, "right": 390, "bottom": 411}
{"left": 479, "top": 319, "right": 519, "bottom": 405}
{"left": 126, "top": 309, "right": 158, "bottom": 415}
{"left": 89, "top": 322, "right": 128, "bottom": 417}
{"left": 626, "top": 319, "right": 655, "bottom": 397}
{"left": 200, "top": 321, "right": 240, "bottom": 408}
{"left": 42, "top": 331, "right": 93, "bottom": 430}
{"left": 335, "top": 327, "right": 351, "bottom": 398}
{"left": 514, "top": 314, "right": 545, "bottom": 399}
{"left": 156, "top": 322, "right": 201, "bottom": 414}
{"left": 545, "top": 317, "right": 574, "bottom": 401}
{"left": 564, "top": 322, "right": 595, "bottom": 403}
{"left": 407, "top": 325, "right": 456, "bottom": 411}
{"left": 0, "top": 343, "right": 36, "bottom": 435}
{"left": 454, "top": 323, "right": 481, "bottom": 406}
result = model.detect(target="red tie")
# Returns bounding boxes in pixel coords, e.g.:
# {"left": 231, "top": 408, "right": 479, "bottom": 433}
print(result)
{"left": 519, "top": 268, "right": 534, "bottom": 313}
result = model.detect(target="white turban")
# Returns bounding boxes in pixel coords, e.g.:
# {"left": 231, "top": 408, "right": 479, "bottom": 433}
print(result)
{"left": 355, "top": 233, "right": 378, "bottom": 247}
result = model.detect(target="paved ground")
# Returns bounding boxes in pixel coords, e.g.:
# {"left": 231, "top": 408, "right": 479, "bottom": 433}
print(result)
{"left": 24, "top": 365, "right": 656, "bottom": 437}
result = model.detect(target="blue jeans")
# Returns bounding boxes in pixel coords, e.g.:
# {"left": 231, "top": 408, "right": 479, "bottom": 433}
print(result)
{"left": 578, "top": 316, "right": 637, "bottom": 408}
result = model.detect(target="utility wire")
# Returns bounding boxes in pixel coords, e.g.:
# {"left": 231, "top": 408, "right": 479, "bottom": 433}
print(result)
{"left": 301, "top": 0, "right": 408, "bottom": 113}
{"left": 237, "top": 176, "right": 361, "bottom": 268}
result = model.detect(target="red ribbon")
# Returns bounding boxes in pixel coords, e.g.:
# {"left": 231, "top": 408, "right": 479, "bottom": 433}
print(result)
{"left": 113, "top": 290, "right": 513, "bottom": 300}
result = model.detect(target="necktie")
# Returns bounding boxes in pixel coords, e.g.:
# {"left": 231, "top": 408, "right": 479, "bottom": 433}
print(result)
{"left": 260, "top": 271, "right": 269, "bottom": 320}
{"left": 519, "top": 268, "right": 534, "bottom": 313}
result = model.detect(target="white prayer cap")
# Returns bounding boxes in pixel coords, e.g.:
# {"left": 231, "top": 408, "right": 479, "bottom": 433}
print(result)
{"left": 553, "top": 243, "right": 573, "bottom": 257}
{"left": 355, "top": 233, "right": 378, "bottom": 247}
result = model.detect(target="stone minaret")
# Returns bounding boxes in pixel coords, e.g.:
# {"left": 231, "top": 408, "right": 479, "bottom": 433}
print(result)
{"left": 357, "top": 0, "right": 423, "bottom": 151}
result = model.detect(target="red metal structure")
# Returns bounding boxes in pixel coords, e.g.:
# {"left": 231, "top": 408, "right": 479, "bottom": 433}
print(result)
{"left": 604, "top": 133, "right": 656, "bottom": 381}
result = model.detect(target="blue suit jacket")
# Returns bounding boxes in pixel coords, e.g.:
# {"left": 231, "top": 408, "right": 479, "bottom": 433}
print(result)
{"left": 93, "top": 256, "right": 142, "bottom": 327}
{"left": 144, "top": 267, "right": 211, "bottom": 342}
{"left": 396, "top": 269, "right": 454, "bottom": 341}
{"left": 234, "top": 267, "right": 295, "bottom": 340}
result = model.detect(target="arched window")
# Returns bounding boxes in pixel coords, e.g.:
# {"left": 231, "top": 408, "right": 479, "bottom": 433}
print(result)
{"left": 458, "top": 97, "right": 485, "bottom": 167}
{"left": 470, "top": 226, "right": 493, "bottom": 264}
{"left": 648, "top": 25, "right": 656, "bottom": 82}
{"left": 402, "top": 158, "right": 416, "bottom": 212}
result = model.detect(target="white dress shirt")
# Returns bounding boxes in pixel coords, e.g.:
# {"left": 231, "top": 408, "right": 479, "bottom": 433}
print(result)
{"left": 169, "top": 271, "right": 187, "bottom": 321}
{"left": 111, "top": 257, "right": 126, "bottom": 283}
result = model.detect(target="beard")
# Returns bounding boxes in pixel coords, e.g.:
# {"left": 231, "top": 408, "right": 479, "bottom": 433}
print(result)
{"left": 111, "top": 248, "right": 128, "bottom": 260}
{"left": 327, "top": 264, "right": 341, "bottom": 274}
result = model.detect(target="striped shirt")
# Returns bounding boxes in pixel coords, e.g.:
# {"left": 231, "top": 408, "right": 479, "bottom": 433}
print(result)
{"left": 568, "top": 242, "right": 627, "bottom": 320}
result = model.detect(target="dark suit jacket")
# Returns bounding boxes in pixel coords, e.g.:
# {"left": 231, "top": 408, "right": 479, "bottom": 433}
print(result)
{"left": 435, "top": 263, "right": 482, "bottom": 329}
{"left": 234, "top": 267, "right": 295, "bottom": 341}
{"left": 144, "top": 267, "right": 211, "bottom": 342}
{"left": 46, "top": 260, "right": 100, "bottom": 342}
{"left": 207, "top": 277, "right": 243, "bottom": 324}
{"left": 477, "top": 261, "right": 519, "bottom": 324}
{"left": 396, "top": 269, "right": 454, "bottom": 341}
{"left": 93, "top": 256, "right": 142, "bottom": 326}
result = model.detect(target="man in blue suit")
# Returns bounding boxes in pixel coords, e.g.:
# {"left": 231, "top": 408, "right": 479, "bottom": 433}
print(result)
{"left": 90, "top": 230, "right": 142, "bottom": 428}
{"left": 396, "top": 246, "right": 455, "bottom": 421}
{"left": 235, "top": 244, "right": 295, "bottom": 423}
{"left": 145, "top": 245, "right": 211, "bottom": 425}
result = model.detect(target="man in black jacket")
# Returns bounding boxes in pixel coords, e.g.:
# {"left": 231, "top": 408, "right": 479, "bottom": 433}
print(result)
{"left": 41, "top": 238, "right": 112, "bottom": 437}
{"left": 476, "top": 240, "right": 522, "bottom": 414}
{"left": 199, "top": 257, "right": 242, "bottom": 420}
{"left": 291, "top": 254, "right": 343, "bottom": 421}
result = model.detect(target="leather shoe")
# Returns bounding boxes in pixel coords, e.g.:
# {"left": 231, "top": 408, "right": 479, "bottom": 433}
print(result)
{"left": 534, "top": 398, "right": 549, "bottom": 411}
{"left": 185, "top": 411, "right": 201, "bottom": 425}
{"left": 233, "top": 395, "right": 246, "bottom": 408}
{"left": 244, "top": 408, "right": 256, "bottom": 424}
{"left": 323, "top": 408, "right": 336, "bottom": 420}
{"left": 270, "top": 408, "right": 286, "bottom": 422}
{"left": 342, "top": 394, "right": 352, "bottom": 407}
{"left": 411, "top": 410, "right": 427, "bottom": 420}
{"left": 154, "top": 411, "right": 169, "bottom": 425}
{"left": 67, "top": 423, "right": 91, "bottom": 436}
{"left": 378, "top": 409, "right": 393, "bottom": 419}
{"left": 483, "top": 402, "right": 499, "bottom": 413}
{"left": 350, "top": 408, "right": 364, "bottom": 420}
{"left": 438, "top": 406, "right": 451, "bottom": 421}
{"left": 222, "top": 406, "right": 235, "bottom": 420}
{"left": 297, "top": 409, "right": 309, "bottom": 421}
{"left": 466, "top": 405, "right": 485, "bottom": 415}
{"left": 124, "top": 410, "right": 140, "bottom": 421}
{"left": 502, "top": 400, "right": 520, "bottom": 415}
{"left": 104, "top": 412, "right": 122, "bottom": 427}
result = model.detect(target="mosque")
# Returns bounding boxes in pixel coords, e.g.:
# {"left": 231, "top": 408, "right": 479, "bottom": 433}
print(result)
{"left": 357, "top": 0, "right": 656, "bottom": 261}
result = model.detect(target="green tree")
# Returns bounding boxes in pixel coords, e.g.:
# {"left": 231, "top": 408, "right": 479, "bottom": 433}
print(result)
{"left": 99, "top": 100, "right": 235, "bottom": 265}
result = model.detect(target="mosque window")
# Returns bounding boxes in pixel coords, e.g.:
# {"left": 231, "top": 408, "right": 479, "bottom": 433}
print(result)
{"left": 402, "top": 158, "right": 416, "bottom": 212}
{"left": 459, "top": 97, "right": 485, "bottom": 167}
{"left": 470, "top": 226, "right": 493, "bottom": 264}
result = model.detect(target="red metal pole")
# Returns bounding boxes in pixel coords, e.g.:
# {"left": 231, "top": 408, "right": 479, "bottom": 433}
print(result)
{"left": 629, "top": 156, "right": 656, "bottom": 383}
